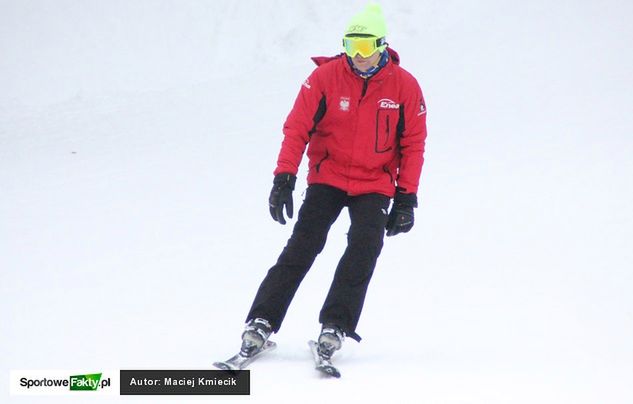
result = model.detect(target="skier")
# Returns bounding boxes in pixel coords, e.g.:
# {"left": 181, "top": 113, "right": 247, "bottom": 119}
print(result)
{"left": 236, "top": 2, "right": 427, "bottom": 370}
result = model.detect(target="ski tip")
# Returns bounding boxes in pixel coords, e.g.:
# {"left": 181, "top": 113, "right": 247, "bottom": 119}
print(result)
{"left": 213, "top": 361, "right": 239, "bottom": 372}
{"left": 318, "top": 365, "right": 341, "bottom": 378}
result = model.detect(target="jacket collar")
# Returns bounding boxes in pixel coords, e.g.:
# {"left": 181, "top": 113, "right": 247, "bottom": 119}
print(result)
{"left": 311, "top": 46, "right": 400, "bottom": 67}
{"left": 345, "top": 49, "right": 390, "bottom": 79}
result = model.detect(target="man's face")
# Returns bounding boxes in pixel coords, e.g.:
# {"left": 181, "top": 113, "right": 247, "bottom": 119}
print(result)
{"left": 350, "top": 51, "right": 381, "bottom": 72}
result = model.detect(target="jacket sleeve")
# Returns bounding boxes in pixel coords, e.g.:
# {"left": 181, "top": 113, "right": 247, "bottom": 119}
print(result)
{"left": 274, "top": 68, "right": 326, "bottom": 176}
{"left": 396, "top": 76, "right": 427, "bottom": 195}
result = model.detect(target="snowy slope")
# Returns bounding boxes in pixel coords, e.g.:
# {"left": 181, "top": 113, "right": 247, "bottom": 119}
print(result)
{"left": 1, "top": 1, "right": 633, "bottom": 403}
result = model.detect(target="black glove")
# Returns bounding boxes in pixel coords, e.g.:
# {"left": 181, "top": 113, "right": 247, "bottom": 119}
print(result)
{"left": 269, "top": 173, "right": 296, "bottom": 225}
{"left": 386, "top": 191, "right": 418, "bottom": 237}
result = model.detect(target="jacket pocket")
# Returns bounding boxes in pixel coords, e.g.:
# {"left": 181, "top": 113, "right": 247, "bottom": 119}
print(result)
{"left": 375, "top": 110, "right": 395, "bottom": 154}
{"left": 383, "top": 165, "right": 394, "bottom": 184}
{"left": 311, "top": 149, "right": 330, "bottom": 173}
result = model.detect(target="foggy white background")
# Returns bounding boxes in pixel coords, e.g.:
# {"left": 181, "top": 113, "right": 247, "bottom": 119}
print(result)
{"left": 1, "top": 0, "right": 632, "bottom": 403}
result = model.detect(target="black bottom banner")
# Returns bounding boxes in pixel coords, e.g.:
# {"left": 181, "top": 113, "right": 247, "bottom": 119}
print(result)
{"left": 120, "top": 370, "right": 249, "bottom": 395}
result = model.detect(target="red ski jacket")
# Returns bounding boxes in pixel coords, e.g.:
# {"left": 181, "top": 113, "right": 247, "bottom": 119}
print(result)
{"left": 275, "top": 48, "right": 427, "bottom": 197}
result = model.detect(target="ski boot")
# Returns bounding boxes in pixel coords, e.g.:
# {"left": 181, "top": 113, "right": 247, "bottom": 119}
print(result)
{"left": 317, "top": 323, "right": 345, "bottom": 359}
{"left": 240, "top": 318, "right": 273, "bottom": 357}
{"left": 213, "top": 318, "right": 275, "bottom": 371}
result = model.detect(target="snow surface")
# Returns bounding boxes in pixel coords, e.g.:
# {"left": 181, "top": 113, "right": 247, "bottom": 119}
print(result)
{"left": 2, "top": 0, "right": 633, "bottom": 403}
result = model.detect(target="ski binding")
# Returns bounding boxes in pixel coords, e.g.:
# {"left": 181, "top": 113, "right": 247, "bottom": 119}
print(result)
{"left": 214, "top": 340, "right": 277, "bottom": 371}
{"left": 308, "top": 340, "right": 341, "bottom": 378}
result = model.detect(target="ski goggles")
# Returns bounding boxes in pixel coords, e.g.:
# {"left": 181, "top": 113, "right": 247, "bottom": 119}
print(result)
{"left": 342, "top": 35, "right": 387, "bottom": 58}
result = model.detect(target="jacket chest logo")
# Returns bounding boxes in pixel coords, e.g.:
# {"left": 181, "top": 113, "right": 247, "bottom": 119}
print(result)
{"left": 339, "top": 96, "right": 351, "bottom": 112}
{"left": 378, "top": 98, "right": 400, "bottom": 110}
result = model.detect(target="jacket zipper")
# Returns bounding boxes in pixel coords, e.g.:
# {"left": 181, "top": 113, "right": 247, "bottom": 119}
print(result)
{"left": 360, "top": 79, "right": 369, "bottom": 102}
{"left": 385, "top": 116, "right": 390, "bottom": 145}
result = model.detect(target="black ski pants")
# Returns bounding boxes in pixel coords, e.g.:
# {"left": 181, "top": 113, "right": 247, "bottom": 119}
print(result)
{"left": 246, "top": 184, "right": 390, "bottom": 342}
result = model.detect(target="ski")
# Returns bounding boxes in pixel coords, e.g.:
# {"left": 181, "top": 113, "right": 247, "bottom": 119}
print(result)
{"left": 308, "top": 340, "right": 341, "bottom": 378}
{"left": 213, "top": 340, "right": 277, "bottom": 371}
